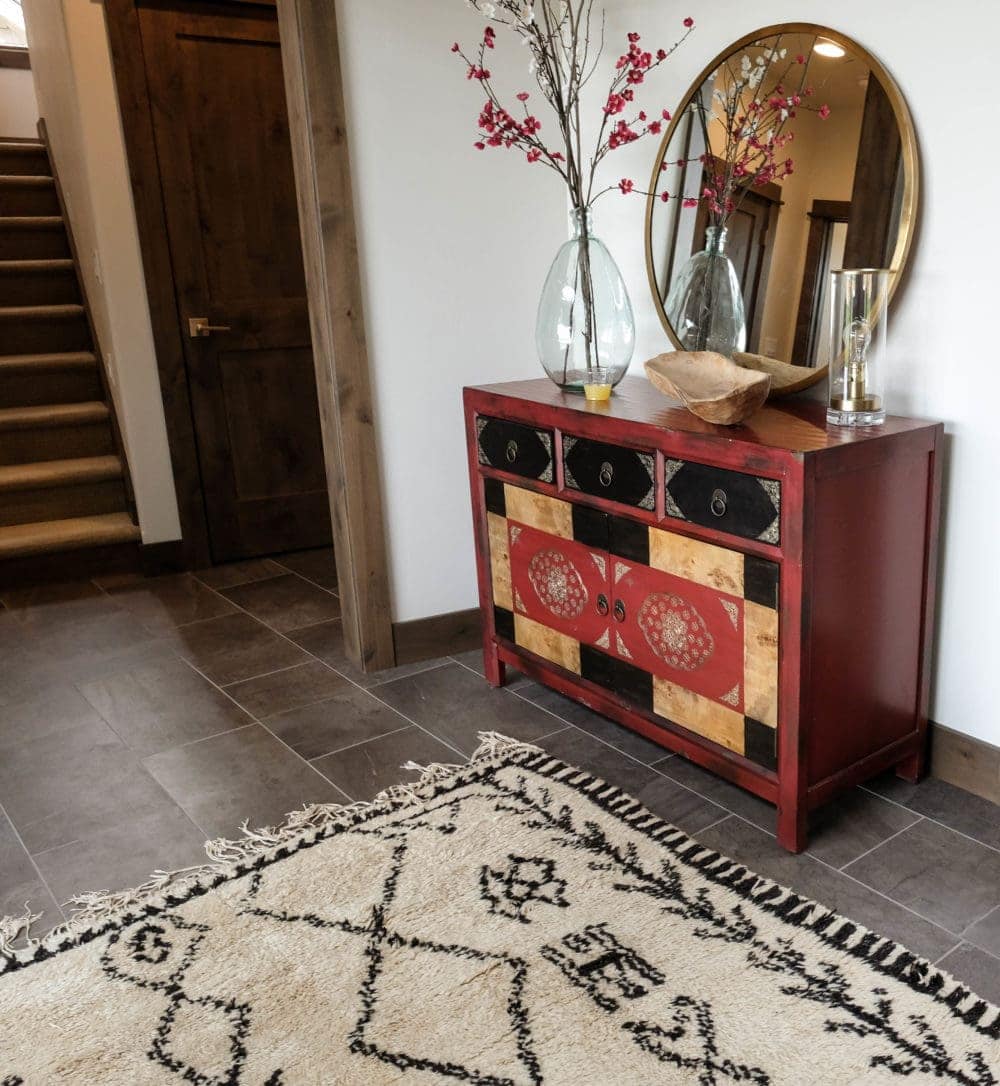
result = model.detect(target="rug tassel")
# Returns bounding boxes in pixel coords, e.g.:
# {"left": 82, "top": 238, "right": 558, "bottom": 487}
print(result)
{"left": 0, "top": 731, "right": 543, "bottom": 969}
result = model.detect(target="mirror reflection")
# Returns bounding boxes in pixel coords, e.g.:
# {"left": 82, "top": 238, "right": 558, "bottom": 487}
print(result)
{"left": 647, "top": 28, "right": 913, "bottom": 369}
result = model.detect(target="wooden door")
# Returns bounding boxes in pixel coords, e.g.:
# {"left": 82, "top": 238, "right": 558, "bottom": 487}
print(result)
{"left": 138, "top": 0, "right": 331, "bottom": 561}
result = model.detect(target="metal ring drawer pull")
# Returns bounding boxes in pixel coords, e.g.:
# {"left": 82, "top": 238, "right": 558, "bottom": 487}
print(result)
{"left": 613, "top": 599, "right": 626, "bottom": 622}
{"left": 596, "top": 593, "right": 609, "bottom": 616}
{"left": 710, "top": 488, "right": 728, "bottom": 517}
{"left": 505, "top": 439, "right": 518, "bottom": 463}
{"left": 598, "top": 461, "right": 614, "bottom": 488}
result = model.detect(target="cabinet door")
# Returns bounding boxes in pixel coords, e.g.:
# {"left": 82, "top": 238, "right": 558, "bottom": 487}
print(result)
{"left": 608, "top": 521, "right": 781, "bottom": 768}
{"left": 485, "top": 482, "right": 611, "bottom": 676}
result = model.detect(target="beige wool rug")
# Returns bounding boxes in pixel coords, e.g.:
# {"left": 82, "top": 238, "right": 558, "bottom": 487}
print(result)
{"left": 1, "top": 734, "right": 997, "bottom": 1084}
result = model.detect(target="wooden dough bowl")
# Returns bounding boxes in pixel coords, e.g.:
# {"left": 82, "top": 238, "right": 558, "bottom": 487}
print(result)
{"left": 645, "top": 351, "right": 771, "bottom": 425}
{"left": 733, "top": 351, "right": 828, "bottom": 397}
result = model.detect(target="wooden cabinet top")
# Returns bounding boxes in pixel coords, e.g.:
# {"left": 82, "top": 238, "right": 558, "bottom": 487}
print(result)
{"left": 466, "top": 377, "right": 939, "bottom": 456}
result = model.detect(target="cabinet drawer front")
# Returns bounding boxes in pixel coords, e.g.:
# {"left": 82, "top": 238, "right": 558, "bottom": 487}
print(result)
{"left": 563, "top": 435, "right": 655, "bottom": 511}
{"left": 665, "top": 459, "right": 780, "bottom": 544}
{"left": 477, "top": 416, "right": 554, "bottom": 482}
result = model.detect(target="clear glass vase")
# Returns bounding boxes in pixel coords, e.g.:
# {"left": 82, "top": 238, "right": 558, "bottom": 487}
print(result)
{"left": 536, "top": 207, "right": 635, "bottom": 391}
{"left": 665, "top": 226, "right": 747, "bottom": 356}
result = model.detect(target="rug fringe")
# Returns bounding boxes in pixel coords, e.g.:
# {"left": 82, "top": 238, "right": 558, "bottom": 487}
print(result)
{"left": 0, "top": 731, "right": 541, "bottom": 968}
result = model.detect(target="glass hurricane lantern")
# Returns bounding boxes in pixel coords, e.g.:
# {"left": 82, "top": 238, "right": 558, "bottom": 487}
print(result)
{"left": 827, "top": 268, "right": 890, "bottom": 427}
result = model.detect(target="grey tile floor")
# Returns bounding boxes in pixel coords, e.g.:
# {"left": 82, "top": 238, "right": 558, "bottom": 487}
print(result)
{"left": 1, "top": 550, "right": 998, "bottom": 1005}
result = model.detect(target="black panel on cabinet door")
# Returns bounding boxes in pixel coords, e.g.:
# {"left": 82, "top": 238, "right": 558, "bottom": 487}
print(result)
{"left": 580, "top": 644, "right": 653, "bottom": 711}
{"left": 608, "top": 515, "right": 650, "bottom": 565}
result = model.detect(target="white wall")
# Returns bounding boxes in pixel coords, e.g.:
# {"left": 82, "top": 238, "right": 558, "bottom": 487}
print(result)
{"left": 20, "top": 0, "right": 181, "bottom": 544}
{"left": 0, "top": 67, "right": 38, "bottom": 138}
{"left": 335, "top": 0, "right": 565, "bottom": 622}
{"left": 339, "top": 0, "right": 999, "bottom": 747}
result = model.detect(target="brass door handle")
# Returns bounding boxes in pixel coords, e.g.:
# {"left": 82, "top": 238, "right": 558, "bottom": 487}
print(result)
{"left": 188, "top": 316, "right": 232, "bottom": 338}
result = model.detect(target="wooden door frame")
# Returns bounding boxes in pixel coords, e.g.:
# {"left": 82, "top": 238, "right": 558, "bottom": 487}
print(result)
{"left": 103, "top": 0, "right": 395, "bottom": 670}
{"left": 791, "top": 199, "right": 851, "bottom": 365}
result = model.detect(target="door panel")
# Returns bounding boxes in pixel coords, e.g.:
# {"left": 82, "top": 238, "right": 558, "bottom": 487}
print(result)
{"left": 612, "top": 559, "right": 745, "bottom": 710}
{"left": 508, "top": 521, "right": 609, "bottom": 649}
{"left": 139, "top": 1, "right": 331, "bottom": 561}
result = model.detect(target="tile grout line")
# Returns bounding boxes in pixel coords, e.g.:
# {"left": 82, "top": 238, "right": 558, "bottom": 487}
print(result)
{"left": 0, "top": 799, "right": 67, "bottom": 926}
{"left": 857, "top": 783, "right": 1000, "bottom": 856}
{"left": 723, "top": 809, "right": 976, "bottom": 942}
{"left": 305, "top": 723, "right": 421, "bottom": 770}
{"left": 177, "top": 580, "right": 475, "bottom": 789}
{"left": 267, "top": 556, "right": 340, "bottom": 599}
{"left": 838, "top": 816, "right": 926, "bottom": 874}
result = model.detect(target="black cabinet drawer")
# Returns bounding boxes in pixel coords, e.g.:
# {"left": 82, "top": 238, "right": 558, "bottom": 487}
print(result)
{"left": 563, "top": 435, "right": 655, "bottom": 511}
{"left": 476, "top": 416, "right": 554, "bottom": 482}
{"left": 664, "top": 459, "right": 781, "bottom": 544}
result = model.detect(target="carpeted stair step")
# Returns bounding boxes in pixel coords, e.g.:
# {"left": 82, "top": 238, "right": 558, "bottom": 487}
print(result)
{"left": 0, "top": 140, "right": 48, "bottom": 177}
{"left": 0, "top": 454, "right": 127, "bottom": 526}
{"left": 0, "top": 304, "right": 91, "bottom": 355}
{"left": 0, "top": 175, "right": 59, "bottom": 217}
{"left": 0, "top": 216, "right": 70, "bottom": 260}
{"left": 0, "top": 258, "right": 79, "bottom": 306}
{"left": 0, "top": 511, "right": 140, "bottom": 559}
{"left": 0, "top": 352, "right": 101, "bottom": 408}
{"left": 0, "top": 401, "right": 113, "bottom": 465}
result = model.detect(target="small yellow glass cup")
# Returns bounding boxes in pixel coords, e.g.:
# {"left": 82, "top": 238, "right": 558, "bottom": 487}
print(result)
{"left": 583, "top": 366, "right": 613, "bottom": 402}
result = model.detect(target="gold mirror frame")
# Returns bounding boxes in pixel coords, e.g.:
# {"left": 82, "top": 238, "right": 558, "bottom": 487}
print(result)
{"left": 643, "top": 23, "right": 919, "bottom": 395}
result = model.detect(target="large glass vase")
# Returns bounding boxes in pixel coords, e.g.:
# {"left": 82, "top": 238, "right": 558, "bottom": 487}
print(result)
{"left": 665, "top": 226, "right": 747, "bottom": 356}
{"left": 536, "top": 207, "right": 635, "bottom": 391}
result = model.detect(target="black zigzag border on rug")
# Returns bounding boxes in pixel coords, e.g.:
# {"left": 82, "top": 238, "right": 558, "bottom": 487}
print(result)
{"left": 0, "top": 740, "right": 997, "bottom": 1042}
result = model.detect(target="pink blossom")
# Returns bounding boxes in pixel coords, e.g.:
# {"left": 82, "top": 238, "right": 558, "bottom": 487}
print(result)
{"left": 516, "top": 92, "right": 530, "bottom": 102}
{"left": 683, "top": 198, "right": 698, "bottom": 208}
{"left": 648, "top": 120, "right": 662, "bottom": 135}
{"left": 796, "top": 53, "right": 805, "bottom": 64}
{"left": 526, "top": 149, "right": 541, "bottom": 163}
{"left": 619, "top": 178, "right": 635, "bottom": 194}
{"left": 818, "top": 104, "right": 831, "bottom": 119}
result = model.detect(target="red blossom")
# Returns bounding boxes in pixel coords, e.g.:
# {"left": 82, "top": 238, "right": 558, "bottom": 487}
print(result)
{"left": 660, "top": 191, "right": 670, "bottom": 202}
{"left": 473, "top": 141, "right": 485, "bottom": 150}
{"left": 451, "top": 42, "right": 460, "bottom": 53}
{"left": 683, "top": 198, "right": 698, "bottom": 208}
{"left": 683, "top": 17, "right": 694, "bottom": 27}
{"left": 648, "top": 120, "right": 662, "bottom": 135}
{"left": 656, "top": 48, "right": 667, "bottom": 60}
{"left": 527, "top": 149, "right": 541, "bottom": 163}
{"left": 619, "top": 178, "right": 634, "bottom": 194}
{"left": 662, "top": 109, "right": 672, "bottom": 120}
{"left": 796, "top": 53, "right": 805, "bottom": 64}
{"left": 627, "top": 31, "right": 640, "bottom": 43}
{"left": 818, "top": 104, "right": 831, "bottom": 119}
{"left": 516, "top": 92, "right": 530, "bottom": 102}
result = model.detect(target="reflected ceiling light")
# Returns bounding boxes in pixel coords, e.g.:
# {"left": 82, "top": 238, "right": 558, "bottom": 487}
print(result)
{"left": 814, "top": 39, "right": 846, "bottom": 58}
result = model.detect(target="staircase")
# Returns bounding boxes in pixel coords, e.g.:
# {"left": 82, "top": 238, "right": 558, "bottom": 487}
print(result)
{"left": 0, "top": 135, "right": 139, "bottom": 571}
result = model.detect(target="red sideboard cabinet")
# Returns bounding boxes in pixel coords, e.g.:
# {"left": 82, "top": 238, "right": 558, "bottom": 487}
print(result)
{"left": 463, "top": 377, "right": 943, "bottom": 852}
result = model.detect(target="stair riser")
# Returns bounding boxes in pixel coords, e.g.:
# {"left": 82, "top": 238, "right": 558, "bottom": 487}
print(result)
{"left": 0, "top": 184, "right": 60, "bottom": 217}
{"left": 0, "top": 422, "right": 114, "bottom": 466}
{"left": 0, "top": 367, "right": 102, "bottom": 409}
{"left": 0, "top": 227, "right": 70, "bottom": 261}
{"left": 0, "top": 149, "right": 49, "bottom": 177}
{"left": 0, "top": 477, "right": 127, "bottom": 527}
{"left": 0, "top": 315, "right": 91, "bottom": 355}
{"left": 0, "top": 268, "right": 80, "bottom": 306}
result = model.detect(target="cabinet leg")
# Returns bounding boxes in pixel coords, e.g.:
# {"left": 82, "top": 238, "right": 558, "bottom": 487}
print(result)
{"left": 483, "top": 642, "right": 507, "bottom": 688}
{"left": 776, "top": 800, "right": 808, "bottom": 854}
{"left": 895, "top": 744, "right": 928, "bottom": 784}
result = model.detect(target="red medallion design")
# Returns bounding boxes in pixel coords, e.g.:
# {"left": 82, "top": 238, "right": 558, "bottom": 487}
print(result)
{"left": 528, "top": 549, "right": 588, "bottom": 619}
{"left": 637, "top": 593, "right": 714, "bottom": 671}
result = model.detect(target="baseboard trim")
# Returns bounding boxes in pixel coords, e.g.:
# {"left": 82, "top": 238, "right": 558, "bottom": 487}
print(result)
{"left": 392, "top": 607, "right": 482, "bottom": 666}
{"left": 929, "top": 721, "right": 1000, "bottom": 804}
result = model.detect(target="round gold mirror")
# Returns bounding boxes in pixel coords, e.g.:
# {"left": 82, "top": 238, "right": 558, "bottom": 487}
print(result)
{"left": 644, "top": 24, "right": 918, "bottom": 395}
